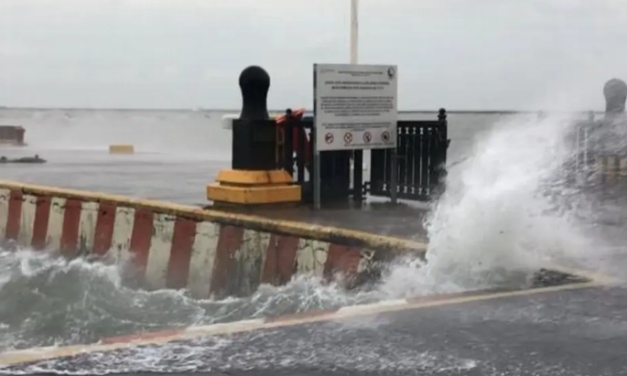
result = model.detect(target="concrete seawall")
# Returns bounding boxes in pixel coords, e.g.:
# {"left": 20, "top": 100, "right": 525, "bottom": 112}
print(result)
{"left": 0, "top": 180, "right": 427, "bottom": 299}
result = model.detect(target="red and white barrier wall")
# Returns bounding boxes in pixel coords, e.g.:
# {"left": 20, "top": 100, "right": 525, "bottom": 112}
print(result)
{"left": 0, "top": 180, "right": 426, "bottom": 299}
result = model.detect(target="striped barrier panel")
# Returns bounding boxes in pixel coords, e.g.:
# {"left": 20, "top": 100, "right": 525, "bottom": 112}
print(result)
{"left": 0, "top": 180, "right": 427, "bottom": 299}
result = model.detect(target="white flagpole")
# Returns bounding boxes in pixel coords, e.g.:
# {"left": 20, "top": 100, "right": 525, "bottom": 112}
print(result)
{"left": 350, "top": 0, "right": 359, "bottom": 64}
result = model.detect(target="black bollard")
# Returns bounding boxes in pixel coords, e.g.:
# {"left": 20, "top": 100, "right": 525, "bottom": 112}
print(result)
{"left": 603, "top": 78, "right": 627, "bottom": 116}
{"left": 239, "top": 65, "right": 270, "bottom": 120}
{"left": 232, "top": 65, "right": 276, "bottom": 170}
{"left": 593, "top": 79, "right": 627, "bottom": 165}
{"left": 206, "top": 66, "right": 301, "bottom": 206}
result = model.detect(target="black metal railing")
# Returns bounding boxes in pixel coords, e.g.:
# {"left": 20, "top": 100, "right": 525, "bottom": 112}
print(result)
{"left": 367, "top": 109, "right": 449, "bottom": 201}
{"left": 569, "top": 112, "right": 627, "bottom": 200}
{"left": 275, "top": 108, "right": 450, "bottom": 204}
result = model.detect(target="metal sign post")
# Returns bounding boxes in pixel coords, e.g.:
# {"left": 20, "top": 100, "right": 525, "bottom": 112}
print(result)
{"left": 313, "top": 65, "right": 321, "bottom": 210}
{"left": 390, "top": 149, "right": 398, "bottom": 204}
{"left": 313, "top": 0, "right": 360, "bottom": 210}
{"left": 312, "top": 63, "right": 399, "bottom": 208}
{"left": 313, "top": 0, "right": 362, "bottom": 210}
{"left": 312, "top": 1, "right": 398, "bottom": 208}
{"left": 350, "top": 0, "right": 358, "bottom": 65}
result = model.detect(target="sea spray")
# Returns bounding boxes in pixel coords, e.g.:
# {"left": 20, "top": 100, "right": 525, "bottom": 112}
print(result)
{"left": 379, "top": 112, "right": 597, "bottom": 297}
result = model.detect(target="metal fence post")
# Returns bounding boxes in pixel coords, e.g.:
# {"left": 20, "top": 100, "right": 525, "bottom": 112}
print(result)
{"left": 390, "top": 148, "right": 398, "bottom": 204}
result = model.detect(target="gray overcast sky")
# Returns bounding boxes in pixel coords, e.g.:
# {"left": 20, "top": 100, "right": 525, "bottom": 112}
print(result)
{"left": 0, "top": 0, "right": 625, "bottom": 110}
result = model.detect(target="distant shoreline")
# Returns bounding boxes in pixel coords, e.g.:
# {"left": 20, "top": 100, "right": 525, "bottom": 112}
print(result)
{"left": 0, "top": 107, "right": 605, "bottom": 115}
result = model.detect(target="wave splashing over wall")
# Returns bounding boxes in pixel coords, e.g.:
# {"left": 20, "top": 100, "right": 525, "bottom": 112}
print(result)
{"left": 379, "top": 112, "right": 606, "bottom": 298}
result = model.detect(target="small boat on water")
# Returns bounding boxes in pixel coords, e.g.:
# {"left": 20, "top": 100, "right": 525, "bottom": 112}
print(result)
{"left": 0, "top": 155, "right": 46, "bottom": 164}
{"left": 0, "top": 125, "right": 27, "bottom": 146}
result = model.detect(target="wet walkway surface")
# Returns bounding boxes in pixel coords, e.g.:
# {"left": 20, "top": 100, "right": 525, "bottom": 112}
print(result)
{"left": 209, "top": 200, "right": 431, "bottom": 241}
{"left": 8, "top": 285, "right": 627, "bottom": 375}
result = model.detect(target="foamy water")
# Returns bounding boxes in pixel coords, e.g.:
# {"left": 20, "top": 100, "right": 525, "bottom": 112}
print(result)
{"left": 0, "top": 247, "right": 377, "bottom": 352}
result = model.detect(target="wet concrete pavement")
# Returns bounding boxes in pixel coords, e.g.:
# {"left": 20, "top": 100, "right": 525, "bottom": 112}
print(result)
{"left": 7, "top": 284, "right": 627, "bottom": 375}
{"left": 210, "top": 200, "right": 431, "bottom": 241}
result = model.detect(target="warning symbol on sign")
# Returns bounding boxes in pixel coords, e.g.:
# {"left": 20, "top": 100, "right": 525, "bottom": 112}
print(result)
{"left": 344, "top": 132, "right": 353, "bottom": 144}
{"left": 325, "top": 133, "right": 334, "bottom": 144}
{"left": 363, "top": 132, "right": 372, "bottom": 143}
{"left": 381, "top": 131, "right": 391, "bottom": 143}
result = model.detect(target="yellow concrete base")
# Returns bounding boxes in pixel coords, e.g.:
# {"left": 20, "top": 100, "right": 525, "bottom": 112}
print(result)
{"left": 109, "top": 144, "right": 135, "bottom": 154}
{"left": 207, "top": 183, "right": 301, "bottom": 204}
{"left": 207, "top": 169, "right": 301, "bottom": 205}
{"left": 215, "top": 169, "right": 293, "bottom": 185}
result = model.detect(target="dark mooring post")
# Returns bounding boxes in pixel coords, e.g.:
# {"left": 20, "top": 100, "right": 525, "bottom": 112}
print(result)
{"left": 239, "top": 65, "right": 270, "bottom": 120}
{"left": 603, "top": 78, "right": 627, "bottom": 120}
{"left": 601, "top": 79, "right": 627, "bottom": 193}
{"left": 231, "top": 65, "right": 274, "bottom": 170}
{"left": 207, "top": 65, "right": 301, "bottom": 206}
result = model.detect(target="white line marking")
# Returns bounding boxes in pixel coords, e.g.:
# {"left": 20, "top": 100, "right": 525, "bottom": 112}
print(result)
{"left": 336, "top": 299, "right": 408, "bottom": 316}
{"left": 183, "top": 319, "right": 265, "bottom": 336}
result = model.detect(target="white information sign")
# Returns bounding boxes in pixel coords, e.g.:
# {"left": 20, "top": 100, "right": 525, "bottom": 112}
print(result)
{"left": 314, "top": 63, "right": 398, "bottom": 151}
